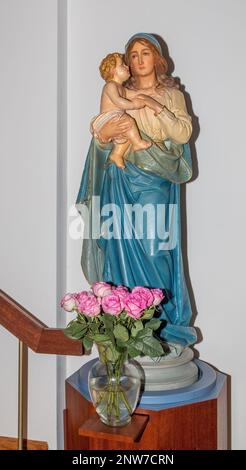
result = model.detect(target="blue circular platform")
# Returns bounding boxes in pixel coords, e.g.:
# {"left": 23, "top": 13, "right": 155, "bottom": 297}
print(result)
{"left": 66, "top": 358, "right": 225, "bottom": 411}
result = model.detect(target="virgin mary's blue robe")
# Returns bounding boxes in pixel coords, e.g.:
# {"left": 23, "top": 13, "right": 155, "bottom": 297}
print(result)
{"left": 76, "top": 136, "right": 197, "bottom": 347}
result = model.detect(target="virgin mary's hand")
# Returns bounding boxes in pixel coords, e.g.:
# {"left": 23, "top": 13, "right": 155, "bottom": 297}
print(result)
{"left": 97, "top": 115, "right": 132, "bottom": 143}
{"left": 136, "top": 94, "right": 163, "bottom": 114}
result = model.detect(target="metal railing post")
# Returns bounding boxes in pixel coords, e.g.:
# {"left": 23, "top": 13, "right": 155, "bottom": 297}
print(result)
{"left": 18, "top": 340, "right": 28, "bottom": 450}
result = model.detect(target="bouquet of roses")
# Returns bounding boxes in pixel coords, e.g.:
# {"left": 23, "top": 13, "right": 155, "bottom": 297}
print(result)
{"left": 61, "top": 282, "right": 166, "bottom": 361}
{"left": 61, "top": 282, "right": 168, "bottom": 426}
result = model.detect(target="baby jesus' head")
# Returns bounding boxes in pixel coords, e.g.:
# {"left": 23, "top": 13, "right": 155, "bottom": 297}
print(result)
{"left": 99, "top": 53, "right": 130, "bottom": 84}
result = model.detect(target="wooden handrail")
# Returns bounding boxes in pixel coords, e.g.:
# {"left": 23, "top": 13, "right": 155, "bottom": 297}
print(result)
{"left": 0, "top": 290, "right": 83, "bottom": 355}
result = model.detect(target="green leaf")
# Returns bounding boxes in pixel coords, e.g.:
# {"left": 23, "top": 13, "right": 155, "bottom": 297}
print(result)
{"left": 77, "top": 313, "right": 87, "bottom": 323}
{"left": 141, "top": 307, "right": 155, "bottom": 320}
{"left": 82, "top": 336, "right": 93, "bottom": 351}
{"left": 102, "top": 314, "right": 115, "bottom": 330}
{"left": 127, "top": 338, "right": 144, "bottom": 353}
{"left": 131, "top": 320, "right": 143, "bottom": 338}
{"left": 135, "top": 328, "right": 152, "bottom": 339}
{"left": 116, "top": 338, "right": 128, "bottom": 349}
{"left": 63, "top": 330, "right": 78, "bottom": 341}
{"left": 113, "top": 324, "right": 129, "bottom": 342}
{"left": 89, "top": 323, "right": 98, "bottom": 334}
{"left": 127, "top": 344, "right": 142, "bottom": 358}
{"left": 93, "top": 333, "right": 110, "bottom": 343}
{"left": 119, "top": 311, "right": 128, "bottom": 320}
{"left": 141, "top": 336, "right": 164, "bottom": 358}
{"left": 63, "top": 322, "right": 88, "bottom": 340}
{"left": 144, "top": 319, "right": 161, "bottom": 331}
{"left": 105, "top": 346, "right": 120, "bottom": 362}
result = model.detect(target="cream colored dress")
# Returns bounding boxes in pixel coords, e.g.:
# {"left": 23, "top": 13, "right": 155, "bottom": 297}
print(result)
{"left": 126, "top": 86, "right": 192, "bottom": 145}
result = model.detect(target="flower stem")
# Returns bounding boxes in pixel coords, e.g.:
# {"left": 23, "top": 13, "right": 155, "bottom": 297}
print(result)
{"left": 119, "top": 389, "right": 132, "bottom": 414}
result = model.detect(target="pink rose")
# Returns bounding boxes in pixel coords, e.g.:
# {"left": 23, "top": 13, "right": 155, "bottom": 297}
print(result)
{"left": 75, "top": 291, "right": 88, "bottom": 303}
{"left": 113, "top": 286, "right": 129, "bottom": 309}
{"left": 101, "top": 293, "right": 123, "bottom": 316}
{"left": 61, "top": 293, "right": 77, "bottom": 312}
{"left": 123, "top": 292, "right": 148, "bottom": 319}
{"left": 92, "top": 281, "right": 112, "bottom": 297}
{"left": 112, "top": 285, "right": 129, "bottom": 292}
{"left": 78, "top": 293, "right": 101, "bottom": 317}
{"left": 132, "top": 286, "right": 154, "bottom": 307}
{"left": 151, "top": 288, "right": 164, "bottom": 306}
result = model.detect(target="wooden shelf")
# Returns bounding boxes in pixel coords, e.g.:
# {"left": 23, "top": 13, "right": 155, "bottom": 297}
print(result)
{"left": 78, "top": 413, "right": 149, "bottom": 443}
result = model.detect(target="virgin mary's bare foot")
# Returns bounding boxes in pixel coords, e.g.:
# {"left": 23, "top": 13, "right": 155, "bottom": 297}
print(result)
{"left": 109, "top": 153, "right": 125, "bottom": 169}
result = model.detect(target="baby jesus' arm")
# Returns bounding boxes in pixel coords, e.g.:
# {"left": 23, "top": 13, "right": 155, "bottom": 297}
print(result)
{"left": 104, "top": 82, "right": 144, "bottom": 111}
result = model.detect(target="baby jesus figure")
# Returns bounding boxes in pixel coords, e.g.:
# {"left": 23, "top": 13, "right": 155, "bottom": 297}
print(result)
{"left": 90, "top": 53, "right": 151, "bottom": 168}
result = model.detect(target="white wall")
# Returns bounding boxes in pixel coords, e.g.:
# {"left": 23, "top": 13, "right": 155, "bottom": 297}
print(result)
{"left": 0, "top": 0, "right": 58, "bottom": 449}
{"left": 67, "top": 0, "right": 246, "bottom": 449}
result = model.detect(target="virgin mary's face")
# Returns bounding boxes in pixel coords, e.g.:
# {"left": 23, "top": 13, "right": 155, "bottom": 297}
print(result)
{"left": 128, "top": 41, "right": 155, "bottom": 77}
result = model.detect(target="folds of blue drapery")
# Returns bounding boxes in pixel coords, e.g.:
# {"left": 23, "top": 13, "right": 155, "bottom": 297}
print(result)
{"left": 76, "top": 138, "right": 197, "bottom": 347}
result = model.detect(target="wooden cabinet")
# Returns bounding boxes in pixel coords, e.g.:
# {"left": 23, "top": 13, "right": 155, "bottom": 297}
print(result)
{"left": 64, "top": 366, "right": 228, "bottom": 450}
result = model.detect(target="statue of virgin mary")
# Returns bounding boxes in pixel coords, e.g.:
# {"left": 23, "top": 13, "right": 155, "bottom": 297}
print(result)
{"left": 76, "top": 33, "right": 197, "bottom": 354}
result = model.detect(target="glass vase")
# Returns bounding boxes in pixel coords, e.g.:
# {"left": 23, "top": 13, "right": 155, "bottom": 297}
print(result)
{"left": 88, "top": 342, "right": 141, "bottom": 427}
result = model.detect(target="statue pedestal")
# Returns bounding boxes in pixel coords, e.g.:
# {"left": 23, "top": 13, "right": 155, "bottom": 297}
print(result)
{"left": 136, "top": 347, "right": 198, "bottom": 391}
{"left": 64, "top": 359, "right": 229, "bottom": 450}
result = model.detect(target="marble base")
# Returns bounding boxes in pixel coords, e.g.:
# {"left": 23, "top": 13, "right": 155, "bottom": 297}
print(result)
{"left": 135, "top": 348, "right": 198, "bottom": 391}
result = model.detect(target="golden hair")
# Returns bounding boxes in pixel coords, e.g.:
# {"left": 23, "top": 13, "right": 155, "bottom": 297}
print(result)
{"left": 99, "top": 53, "right": 123, "bottom": 81}
{"left": 124, "top": 38, "right": 178, "bottom": 90}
